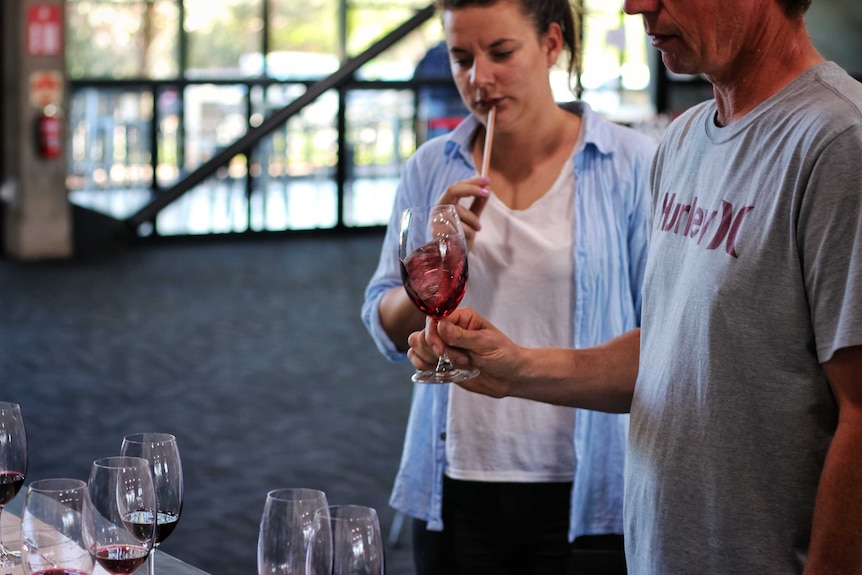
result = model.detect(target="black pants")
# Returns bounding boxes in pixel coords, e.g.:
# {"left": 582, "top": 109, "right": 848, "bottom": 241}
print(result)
{"left": 569, "top": 534, "right": 626, "bottom": 575}
{"left": 412, "top": 476, "right": 574, "bottom": 575}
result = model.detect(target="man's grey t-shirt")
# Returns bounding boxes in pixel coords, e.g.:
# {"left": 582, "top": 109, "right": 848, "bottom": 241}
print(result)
{"left": 627, "top": 62, "right": 862, "bottom": 574}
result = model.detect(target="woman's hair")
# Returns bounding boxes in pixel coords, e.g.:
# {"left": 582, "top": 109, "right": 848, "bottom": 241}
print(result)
{"left": 435, "top": 0, "right": 582, "bottom": 83}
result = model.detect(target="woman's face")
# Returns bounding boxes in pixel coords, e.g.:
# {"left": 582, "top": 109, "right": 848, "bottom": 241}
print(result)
{"left": 442, "top": 0, "right": 562, "bottom": 127}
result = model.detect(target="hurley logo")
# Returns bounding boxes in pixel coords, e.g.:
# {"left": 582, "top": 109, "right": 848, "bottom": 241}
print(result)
{"left": 658, "top": 193, "right": 755, "bottom": 258}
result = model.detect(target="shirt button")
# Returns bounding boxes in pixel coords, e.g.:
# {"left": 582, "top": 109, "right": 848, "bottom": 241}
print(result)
{"left": 439, "top": 432, "right": 446, "bottom": 441}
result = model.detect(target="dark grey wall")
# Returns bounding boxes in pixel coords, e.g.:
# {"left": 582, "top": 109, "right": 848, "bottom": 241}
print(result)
{"left": 806, "top": 0, "right": 862, "bottom": 76}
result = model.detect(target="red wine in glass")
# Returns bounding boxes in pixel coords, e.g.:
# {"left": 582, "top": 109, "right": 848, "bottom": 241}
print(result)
{"left": 154, "top": 512, "right": 180, "bottom": 542}
{"left": 0, "top": 471, "right": 25, "bottom": 505}
{"left": 93, "top": 544, "right": 150, "bottom": 574}
{"left": 400, "top": 238, "right": 468, "bottom": 319}
{"left": 30, "top": 570, "right": 90, "bottom": 575}
{"left": 123, "top": 510, "right": 179, "bottom": 543}
{"left": 399, "top": 204, "right": 479, "bottom": 383}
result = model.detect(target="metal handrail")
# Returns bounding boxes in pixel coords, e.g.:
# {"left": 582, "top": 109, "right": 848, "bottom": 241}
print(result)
{"left": 125, "top": 2, "right": 436, "bottom": 231}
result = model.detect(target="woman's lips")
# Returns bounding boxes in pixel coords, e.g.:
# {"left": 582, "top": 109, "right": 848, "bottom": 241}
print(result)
{"left": 476, "top": 97, "right": 503, "bottom": 110}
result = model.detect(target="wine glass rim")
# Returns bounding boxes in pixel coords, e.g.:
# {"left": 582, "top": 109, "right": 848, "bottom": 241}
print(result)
{"left": 266, "top": 487, "right": 327, "bottom": 502}
{"left": 317, "top": 504, "right": 379, "bottom": 520}
{"left": 28, "top": 477, "right": 87, "bottom": 492}
{"left": 122, "top": 432, "right": 177, "bottom": 443}
{"left": 0, "top": 401, "right": 21, "bottom": 410}
{"left": 403, "top": 204, "right": 458, "bottom": 213}
{"left": 92, "top": 455, "right": 150, "bottom": 470}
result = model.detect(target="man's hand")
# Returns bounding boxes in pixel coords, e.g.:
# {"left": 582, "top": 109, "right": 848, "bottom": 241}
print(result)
{"left": 407, "top": 308, "right": 640, "bottom": 411}
{"left": 406, "top": 307, "right": 524, "bottom": 398}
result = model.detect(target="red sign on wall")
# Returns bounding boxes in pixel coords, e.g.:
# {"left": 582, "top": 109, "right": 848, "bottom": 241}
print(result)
{"left": 27, "top": 5, "right": 63, "bottom": 57}
{"left": 29, "top": 70, "right": 63, "bottom": 108}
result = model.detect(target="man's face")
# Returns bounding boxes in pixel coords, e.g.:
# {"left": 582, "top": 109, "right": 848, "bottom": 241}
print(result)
{"left": 624, "top": 0, "right": 766, "bottom": 80}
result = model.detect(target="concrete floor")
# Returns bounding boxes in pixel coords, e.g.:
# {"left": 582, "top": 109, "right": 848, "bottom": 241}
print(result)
{"left": 0, "top": 233, "right": 418, "bottom": 575}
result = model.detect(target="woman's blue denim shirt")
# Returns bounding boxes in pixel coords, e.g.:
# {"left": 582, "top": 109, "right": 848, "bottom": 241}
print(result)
{"left": 361, "top": 101, "right": 656, "bottom": 539}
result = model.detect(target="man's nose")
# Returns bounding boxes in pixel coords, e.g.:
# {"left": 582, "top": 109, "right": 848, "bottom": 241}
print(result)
{"left": 623, "top": 0, "right": 659, "bottom": 15}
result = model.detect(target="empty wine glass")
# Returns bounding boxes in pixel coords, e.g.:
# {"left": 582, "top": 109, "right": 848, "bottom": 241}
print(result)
{"left": 306, "top": 505, "right": 384, "bottom": 575}
{"left": 20, "top": 478, "right": 94, "bottom": 575}
{"left": 83, "top": 456, "right": 156, "bottom": 575}
{"left": 257, "top": 488, "right": 329, "bottom": 575}
{"left": 120, "top": 432, "right": 183, "bottom": 575}
{"left": 399, "top": 204, "right": 479, "bottom": 383}
{"left": 0, "top": 401, "right": 27, "bottom": 566}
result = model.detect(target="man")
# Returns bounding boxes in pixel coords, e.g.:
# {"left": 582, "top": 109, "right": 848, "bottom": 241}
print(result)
{"left": 406, "top": 0, "right": 862, "bottom": 573}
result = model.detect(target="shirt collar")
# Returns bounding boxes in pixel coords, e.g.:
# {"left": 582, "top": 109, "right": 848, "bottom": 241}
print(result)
{"left": 442, "top": 100, "right": 617, "bottom": 164}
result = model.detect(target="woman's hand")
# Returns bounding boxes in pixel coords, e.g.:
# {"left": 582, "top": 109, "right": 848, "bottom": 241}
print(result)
{"left": 436, "top": 176, "right": 490, "bottom": 250}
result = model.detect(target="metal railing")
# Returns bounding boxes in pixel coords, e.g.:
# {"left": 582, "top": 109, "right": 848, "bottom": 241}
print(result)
{"left": 68, "top": 4, "right": 448, "bottom": 240}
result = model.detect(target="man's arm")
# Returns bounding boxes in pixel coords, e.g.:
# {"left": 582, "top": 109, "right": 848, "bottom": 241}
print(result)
{"left": 805, "top": 344, "right": 862, "bottom": 575}
{"left": 407, "top": 307, "right": 640, "bottom": 413}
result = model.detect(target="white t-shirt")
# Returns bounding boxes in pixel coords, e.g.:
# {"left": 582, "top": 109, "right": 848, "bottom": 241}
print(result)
{"left": 446, "top": 159, "right": 577, "bottom": 483}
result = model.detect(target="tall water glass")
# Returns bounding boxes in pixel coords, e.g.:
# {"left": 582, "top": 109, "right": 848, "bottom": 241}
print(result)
{"left": 20, "top": 478, "right": 94, "bottom": 575}
{"left": 0, "top": 401, "right": 27, "bottom": 566}
{"left": 83, "top": 456, "right": 156, "bottom": 575}
{"left": 257, "top": 488, "right": 329, "bottom": 575}
{"left": 307, "top": 505, "right": 384, "bottom": 575}
{"left": 120, "top": 432, "right": 183, "bottom": 575}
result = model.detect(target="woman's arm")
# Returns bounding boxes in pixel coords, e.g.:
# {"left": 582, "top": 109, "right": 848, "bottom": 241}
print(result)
{"left": 378, "top": 286, "right": 427, "bottom": 353}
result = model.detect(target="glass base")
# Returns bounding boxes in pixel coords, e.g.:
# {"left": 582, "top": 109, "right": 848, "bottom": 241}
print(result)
{"left": 412, "top": 367, "right": 479, "bottom": 384}
{"left": 0, "top": 547, "right": 21, "bottom": 569}
{"left": 0, "top": 505, "right": 21, "bottom": 569}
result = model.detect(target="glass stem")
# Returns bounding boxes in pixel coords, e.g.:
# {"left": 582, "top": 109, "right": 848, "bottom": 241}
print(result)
{"left": 148, "top": 548, "right": 156, "bottom": 575}
{"left": 435, "top": 348, "right": 456, "bottom": 374}
{"left": 0, "top": 505, "right": 12, "bottom": 564}
{"left": 0, "top": 505, "right": 5, "bottom": 555}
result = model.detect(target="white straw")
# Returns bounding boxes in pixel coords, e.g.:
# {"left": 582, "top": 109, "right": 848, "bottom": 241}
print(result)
{"left": 480, "top": 106, "right": 495, "bottom": 179}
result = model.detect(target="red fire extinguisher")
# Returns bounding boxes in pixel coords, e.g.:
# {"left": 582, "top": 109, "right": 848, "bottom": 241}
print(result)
{"left": 37, "top": 104, "right": 62, "bottom": 160}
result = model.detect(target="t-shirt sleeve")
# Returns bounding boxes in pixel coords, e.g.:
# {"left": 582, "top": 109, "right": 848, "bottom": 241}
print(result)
{"left": 800, "top": 123, "right": 862, "bottom": 362}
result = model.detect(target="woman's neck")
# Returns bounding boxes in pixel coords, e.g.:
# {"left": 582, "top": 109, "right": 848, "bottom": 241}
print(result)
{"left": 483, "top": 104, "right": 580, "bottom": 177}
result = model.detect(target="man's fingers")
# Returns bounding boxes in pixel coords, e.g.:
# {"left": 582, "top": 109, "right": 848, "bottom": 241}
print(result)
{"left": 438, "top": 312, "right": 486, "bottom": 346}
{"left": 407, "top": 328, "right": 437, "bottom": 364}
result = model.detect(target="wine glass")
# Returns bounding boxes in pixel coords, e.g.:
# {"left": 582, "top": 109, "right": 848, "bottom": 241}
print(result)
{"left": 399, "top": 204, "right": 479, "bottom": 383}
{"left": 257, "top": 488, "right": 329, "bottom": 575}
{"left": 20, "top": 478, "right": 94, "bottom": 575}
{"left": 120, "top": 432, "right": 183, "bottom": 575}
{"left": 0, "top": 401, "right": 27, "bottom": 566}
{"left": 306, "top": 505, "right": 384, "bottom": 575}
{"left": 82, "top": 456, "right": 156, "bottom": 575}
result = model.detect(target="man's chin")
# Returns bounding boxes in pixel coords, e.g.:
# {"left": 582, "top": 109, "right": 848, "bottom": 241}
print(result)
{"left": 661, "top": 54, "right": 701, "bottom": 78}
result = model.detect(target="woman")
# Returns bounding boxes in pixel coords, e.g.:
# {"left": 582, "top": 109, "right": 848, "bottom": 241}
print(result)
{"left": 361, "top": 0, "right": 656, "bottom": 573}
